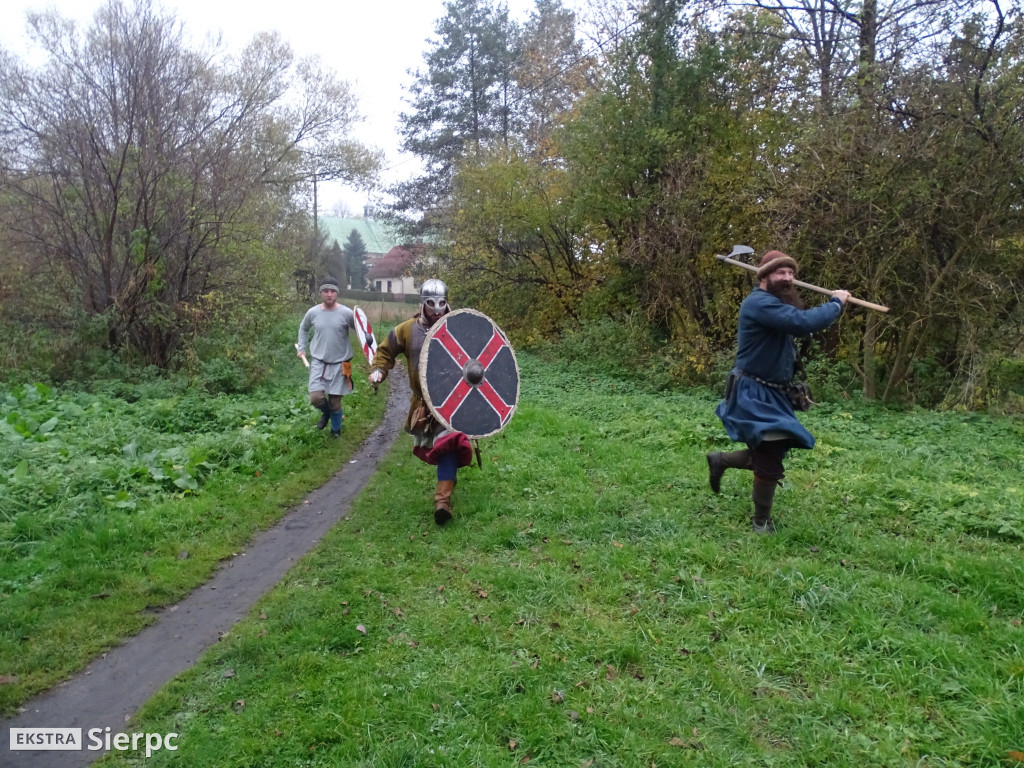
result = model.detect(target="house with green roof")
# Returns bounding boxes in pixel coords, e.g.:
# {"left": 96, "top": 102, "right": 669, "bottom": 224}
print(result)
{"left": 316, "top": 215, "right": 402, "bottom": 259}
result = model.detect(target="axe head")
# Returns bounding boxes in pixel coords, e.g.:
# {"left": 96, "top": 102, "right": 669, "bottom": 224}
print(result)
{"left": 728, "top": 244, "right": 756, "bottom": 259}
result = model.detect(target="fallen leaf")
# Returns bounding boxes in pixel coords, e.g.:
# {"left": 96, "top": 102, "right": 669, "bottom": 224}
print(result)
{"left": 508, "top": 739, "right": 517, "bottom": 750}
{"left": 0, "top": 675, "right": 19, "bottom": 685}
{"left": 605, "top": 665, "right": 618, "bottom": 680}
{"left": 356, "top": 624, "right": 367, "bottom": 635}
{"left": 478, "top": 590, "right": 489, "bottom": 598}
{"left": 520, "top": 756, "right": 532, "bottom": 765}
{"left": 551, "top": 690, "right": 564, "bottom": 704}
{"left": 232, "top": 699, "right": 245, "bottom": 713}
{"left": 1007, "top": 751, "right": 1024, "bottom": 763}
{"left": 612, "top": 540, "right": 623, "bottom": 548}
{"left": 222, "top": 668, "right": 236, "bottom": 678}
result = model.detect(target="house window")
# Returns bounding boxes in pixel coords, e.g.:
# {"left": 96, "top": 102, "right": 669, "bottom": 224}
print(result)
{"left": 376, "top": 280, "right": 382, "bottom": 291}
{"left": 387, "top": 280, "right": 393, "bottom": 293}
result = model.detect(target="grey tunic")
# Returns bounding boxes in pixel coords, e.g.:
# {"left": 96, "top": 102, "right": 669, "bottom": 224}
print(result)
{"left": 298, "top": 304, "right": 356, "bottom": 396}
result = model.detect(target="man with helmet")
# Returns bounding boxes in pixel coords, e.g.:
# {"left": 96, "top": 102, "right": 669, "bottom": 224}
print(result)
{"left": 709, "top": 250, "right": 850, "bottom": 534}
{"left": 369, "top": 279, "right": 474, "bottom": 526}
{"left": 297, "top": 277, "right": 358, "bottom": 437}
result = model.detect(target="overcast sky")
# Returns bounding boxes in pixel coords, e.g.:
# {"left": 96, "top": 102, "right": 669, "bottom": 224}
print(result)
{"left": 0, "top": 0, "right": 549, "bottom": 217}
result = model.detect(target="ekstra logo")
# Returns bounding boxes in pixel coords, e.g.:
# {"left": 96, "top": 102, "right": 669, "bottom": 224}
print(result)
{"left": 10, "top": 727, "right": 179, "bottom": 757}
{"left": 9, "top": 728, "right": 82, "bottom": 750}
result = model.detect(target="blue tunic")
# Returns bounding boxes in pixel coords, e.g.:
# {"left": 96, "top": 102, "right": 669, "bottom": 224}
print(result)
{"left": 716, "top": 288, "right": 843, "bottom": 449}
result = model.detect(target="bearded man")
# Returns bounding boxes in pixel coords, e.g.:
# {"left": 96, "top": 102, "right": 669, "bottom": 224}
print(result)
{"left": 369, "top": 279, "right": 473, "bottom": 526}
{"left": 709, "top": 250, "right": 850, "bottom": 534}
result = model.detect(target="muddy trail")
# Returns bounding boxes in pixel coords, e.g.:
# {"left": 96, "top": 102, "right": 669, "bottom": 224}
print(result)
{"left": 3, "top": 373, "right": 410, "bottom": 767}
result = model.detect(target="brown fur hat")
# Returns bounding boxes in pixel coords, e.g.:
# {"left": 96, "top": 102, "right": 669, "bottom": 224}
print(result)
{"left": 756, "top": 250, "right": 798, "bottom": 280}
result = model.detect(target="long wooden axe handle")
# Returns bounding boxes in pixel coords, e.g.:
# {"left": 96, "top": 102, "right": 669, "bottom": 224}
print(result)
{"left": 295, "top": 343, "right": 310, "bottom": 368}
{"left": 716, "top": 254, "right": 890, "bottom": 313}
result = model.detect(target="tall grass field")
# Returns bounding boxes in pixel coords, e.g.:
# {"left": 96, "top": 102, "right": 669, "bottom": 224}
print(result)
{"left": 3, "top": 351, "right": 1023, "bottom": 767}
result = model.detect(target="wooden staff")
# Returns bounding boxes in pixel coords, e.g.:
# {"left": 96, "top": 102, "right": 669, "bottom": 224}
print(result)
{"left": 716, "top": 249, "right": 890, "bottom": 314}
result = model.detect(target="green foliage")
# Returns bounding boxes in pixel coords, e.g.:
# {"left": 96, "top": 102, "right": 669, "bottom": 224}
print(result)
{"left": 540, "top": 315, "right": 674, "bottom": 391}
{"left": 444, "top": 149, "right": 607, "bottom": 340}
{"left": 343, "top": 229, "right": 369, "bottom": 289}
{"left": 991, "top": 358, "right": 1024, "bottom": 396}
{"left": 0, "top": 315, "right": 387, "bottom": 714}
{"left": 398, "top": 0, "right": 1024, "bottom": 408}
{"left": 394, "top": 0, "right": 523, "bottom": 216}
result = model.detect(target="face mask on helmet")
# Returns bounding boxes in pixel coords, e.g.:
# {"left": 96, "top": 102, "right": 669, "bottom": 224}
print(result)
{"left": 419, "top": 279, "right": 449, "bottom": 313}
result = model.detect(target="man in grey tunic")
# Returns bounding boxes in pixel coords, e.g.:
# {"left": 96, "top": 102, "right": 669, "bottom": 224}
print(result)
{"left": 297, "top": 277, "right": 357, "bottom": 437}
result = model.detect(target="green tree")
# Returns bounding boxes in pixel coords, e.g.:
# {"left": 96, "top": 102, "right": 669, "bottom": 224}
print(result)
{"left": 343, "top": 229, "right": 369, "bottom": 289}
{"left": 325, "top": 242, "right": 347, "bottom": 289}
{"left": 556, "top": 0, "right": 766, "bottom": 361}
{"left": 447, "top": 150, "right": 605, "bottom": 338}
{"left": 395, "top": 0, "right": 523, "bottom": 218}
{"left": 746, "top": 0, "right": 1024, "bottom": 403}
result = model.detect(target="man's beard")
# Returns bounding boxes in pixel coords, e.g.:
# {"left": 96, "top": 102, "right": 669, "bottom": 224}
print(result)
{"left": 766, "top": 281, "right": 805, "bottom": 308}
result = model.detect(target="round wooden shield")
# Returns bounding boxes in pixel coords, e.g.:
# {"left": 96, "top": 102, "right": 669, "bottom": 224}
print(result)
{"left": 353, "top": 306, "right": 377, "bottom": 366}
{"left": 418, "top": 308, "right": 520, "bottom": 439}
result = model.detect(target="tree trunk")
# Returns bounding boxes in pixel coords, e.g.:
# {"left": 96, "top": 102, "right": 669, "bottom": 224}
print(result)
{"left": 862, "top": 311, "right": 878, "bottom": 399}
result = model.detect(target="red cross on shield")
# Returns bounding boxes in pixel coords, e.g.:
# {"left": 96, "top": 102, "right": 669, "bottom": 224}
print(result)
{"left": 418, "top": 308, "right": 520, "bottom": 439}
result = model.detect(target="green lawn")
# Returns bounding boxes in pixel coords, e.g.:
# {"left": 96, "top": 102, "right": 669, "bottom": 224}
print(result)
{"left": 0, "top": 341, "right": 388, "bottom": 715}
{"left": 102, "top": 358, "right": 1024, "bottom": 767}
{"left": 3, "top": 352, "right": 1023, "bottom": 766}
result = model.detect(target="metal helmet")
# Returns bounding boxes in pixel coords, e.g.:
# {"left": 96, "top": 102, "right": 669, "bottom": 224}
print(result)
{"left": 419, "top": 279, "right": 449, "bottom": 313}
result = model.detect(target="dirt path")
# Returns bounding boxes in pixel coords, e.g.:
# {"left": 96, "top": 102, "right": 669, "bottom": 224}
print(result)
{"left": 3, "top": 374, "right": 409, "bottom": 767}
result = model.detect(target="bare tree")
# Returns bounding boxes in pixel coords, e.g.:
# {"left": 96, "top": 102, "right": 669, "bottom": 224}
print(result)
{"left": 0, "top": 0, "right": 379, "bottom": 365}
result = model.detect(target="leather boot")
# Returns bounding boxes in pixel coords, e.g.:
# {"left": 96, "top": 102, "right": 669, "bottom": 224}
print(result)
{"left": 706, "top": 449, "right": 752, "bottom": 494}
{"left": 434, "top": 480, "right": 456, "bottom": 526}
{"left": 315, "top": 402, "right": 330, "bottom": 430}
{"left": 751, "top": 476, "right": 777, "bottom": 534}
